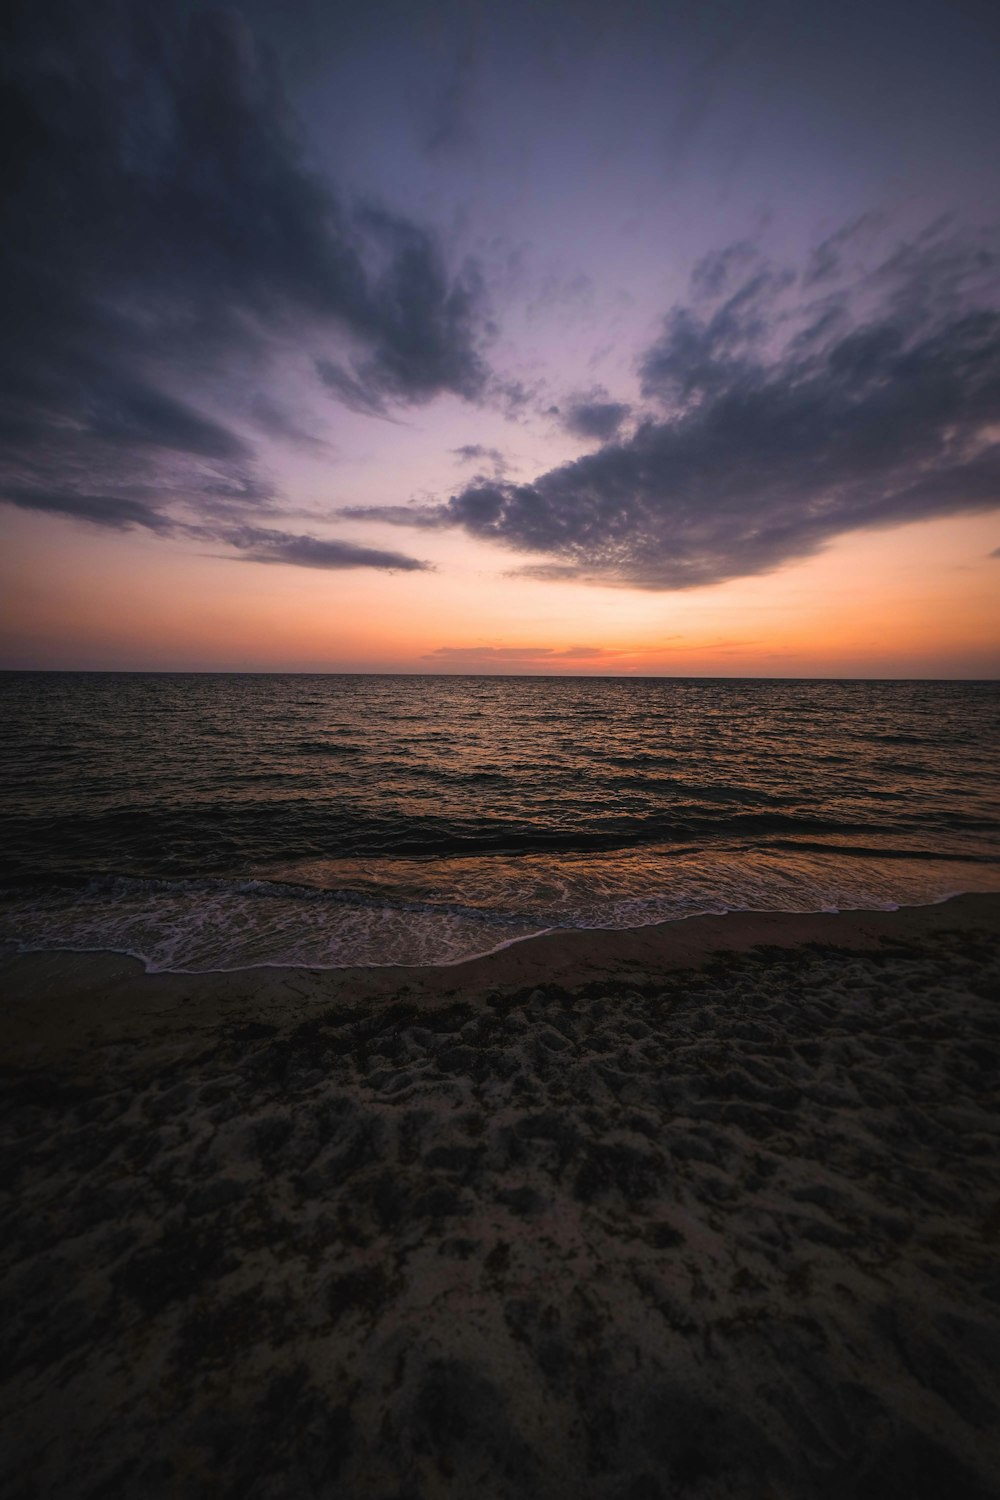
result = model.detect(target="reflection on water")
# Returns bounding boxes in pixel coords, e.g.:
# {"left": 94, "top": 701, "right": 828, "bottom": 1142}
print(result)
{"left": 1, "top": 673, "right": 997, "bottom": 970}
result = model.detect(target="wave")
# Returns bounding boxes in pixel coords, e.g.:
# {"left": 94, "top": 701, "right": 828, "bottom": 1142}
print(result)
{"left": 4, "top": 811, "right": 999, "bottom": 892}
{"left": 293, "top": 741, "right": 365, "bottom": 755}
{"left": 0, "top": 871, "right": 535, "bottom": 926}
{"left": 2, "top": 845, "right": 999, "bottom": 974}
{"left": 3, "top": 675, "right": 998, "bottom": 969}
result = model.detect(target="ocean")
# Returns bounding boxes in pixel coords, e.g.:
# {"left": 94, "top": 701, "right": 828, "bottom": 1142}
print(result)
{"left": 1, "top": 672, "right": 998, "bottom": 971}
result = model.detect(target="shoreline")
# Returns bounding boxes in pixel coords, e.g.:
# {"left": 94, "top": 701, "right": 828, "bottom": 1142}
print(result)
{"left": 2, "top": 891, "right": 998, "bottom": 1068}
{"left": 5, "top": 843, "right": 998, "bottom": 979}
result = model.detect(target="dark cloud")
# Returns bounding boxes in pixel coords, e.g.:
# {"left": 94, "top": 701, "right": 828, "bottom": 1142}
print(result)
{"left": 451, "top": 444, "right": 510, "bottom": 477}
{"left": 453, "top": 444, "right": 506, "bottom": 465}
{"left": 4, "top": 482, "right": 426, "bottom": 572}
{"left": 559, "top": 393, "right": 632, "bottom": 442}
{"left": 322, "top": 204, "right": 487, "bottom": 406}
{"left": 315, "top": 362, "right": 392, "bottom": 419}
{"left": 689, "top": 241, "right": 758, "bottom": 301}
{"left": 487, "top": 375, "right": 543, "bottom": 419}
{"left": 802, "top": 213, "right": 884, "bottom": 287}
{"left": 2, "top": 487, "right": 177, "bottom": 534}
{"left": 361, "top": 225, "right": 1000, "bottom": 588}
{"left": 0, "top": 0, "right": 486, "bottom": 563}
{"left": 222, "top": 526, "right": 430, "bottom": 571}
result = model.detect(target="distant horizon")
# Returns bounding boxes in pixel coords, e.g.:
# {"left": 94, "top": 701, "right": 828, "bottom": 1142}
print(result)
{"left": 3, "top": 667, "right": 997, "bottom": 683}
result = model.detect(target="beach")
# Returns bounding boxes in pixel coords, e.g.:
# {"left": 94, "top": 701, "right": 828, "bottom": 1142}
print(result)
{"left": 2, "top": 893, "right": 999, "bottom": 1498}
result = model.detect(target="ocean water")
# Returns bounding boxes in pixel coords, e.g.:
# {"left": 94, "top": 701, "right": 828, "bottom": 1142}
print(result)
{"left": 1, "top": 672, "right": 998, "bottom": 971}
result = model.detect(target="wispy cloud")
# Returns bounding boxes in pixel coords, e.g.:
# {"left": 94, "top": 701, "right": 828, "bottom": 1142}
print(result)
{"left": 452, "top": 444, "right": 510, "bottom": 476}
{"left": 222, "top": 526, "right": 430, "bottom": 572}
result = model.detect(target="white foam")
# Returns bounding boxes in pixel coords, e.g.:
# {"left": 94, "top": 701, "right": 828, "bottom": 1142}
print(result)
{"left": 2, "top": 845, "right": 998, "bottom": 973}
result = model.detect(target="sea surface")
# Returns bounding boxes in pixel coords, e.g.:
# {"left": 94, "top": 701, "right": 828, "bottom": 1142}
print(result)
{"left": 1, "top": 673, "right": 998, "bottom": 971}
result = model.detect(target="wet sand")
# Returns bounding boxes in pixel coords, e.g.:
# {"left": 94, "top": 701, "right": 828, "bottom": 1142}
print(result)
{"left": 2, "top": 894, "right": 999, "bottom": 1497}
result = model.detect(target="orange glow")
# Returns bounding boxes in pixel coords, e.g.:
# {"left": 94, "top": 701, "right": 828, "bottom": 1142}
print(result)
{"left": 1, "top": 508, "right": 997, "bottom": 675}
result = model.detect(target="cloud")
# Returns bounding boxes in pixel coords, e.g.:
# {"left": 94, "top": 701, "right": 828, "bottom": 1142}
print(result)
{"left": 248, "top": 395, "right": 331, "bottom": 452}
{"left": 222, "top": 526, "right": 430, "bottom": 571}
{"left": 361, "top": 224, "right": 1000, "bottom": 589}
{"left": 3, "top": 481, "right": 428, "bottom": 571}
{"left": 453, "top": 444, "right": 507, "bottom": 466}
{"left": 315, "top": 362, "right": 392, "bottom": 419}
{"left": 2, "top": 487, "right": 178, "bottom": 534}
{"left": 559, "top": 392, "right": 632, "bottom": 442}
{"left": 0, "top": 0, "right": 487, "bottom": 564}
{"left": 450, "top": 444, "right": 510, "bottom": 478}
{"left": 802, "top": 213, "right": 884, "bottom": 287}
{"left": 423, "top": 644, "right": 625, "bottom": 662}
{"left": 343, "top": 504, "right": 451, "bottom": 530}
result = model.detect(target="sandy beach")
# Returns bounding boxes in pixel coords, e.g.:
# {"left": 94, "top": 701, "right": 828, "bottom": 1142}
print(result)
{"left": 2, "top": 893, "right": 999, "bottom": 1498}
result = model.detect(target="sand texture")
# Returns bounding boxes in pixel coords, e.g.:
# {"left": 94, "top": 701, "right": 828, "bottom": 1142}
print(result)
{"left": 1, "top": 897, "right": 999, "bottom": 1498}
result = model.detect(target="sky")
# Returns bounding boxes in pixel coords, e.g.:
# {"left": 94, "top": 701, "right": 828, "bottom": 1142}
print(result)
{"left": 2, "top": 0, "right": 999, "bottom": 675}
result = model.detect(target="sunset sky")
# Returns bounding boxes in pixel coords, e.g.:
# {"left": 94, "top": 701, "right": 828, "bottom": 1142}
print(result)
{"left": 3, "top": 0, "right": 999, "bottom": 675}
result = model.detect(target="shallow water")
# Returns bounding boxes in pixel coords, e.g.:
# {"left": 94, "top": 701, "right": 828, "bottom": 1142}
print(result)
{"left": 2, "top": 673, "right": 998, "bottom": 969}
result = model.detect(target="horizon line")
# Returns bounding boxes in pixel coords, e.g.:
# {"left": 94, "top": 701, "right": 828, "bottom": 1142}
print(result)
{"left": 1, "top": 668, "right": 997, "bottom": 683}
